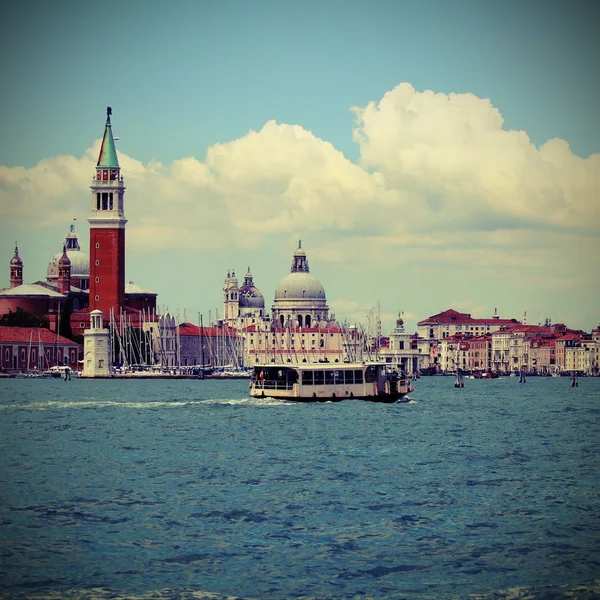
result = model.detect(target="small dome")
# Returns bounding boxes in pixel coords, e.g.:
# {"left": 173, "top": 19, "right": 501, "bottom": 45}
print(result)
{"left": 10, "top": 245, "right": 23, "bottom": 266}
{"left": 239, "top": 289, "right": 265, "bottom": 309}
{"left": 239, "top": 267, "right": 264, "bottom": 309}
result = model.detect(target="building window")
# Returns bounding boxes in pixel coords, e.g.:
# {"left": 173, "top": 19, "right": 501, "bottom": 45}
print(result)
{"left": 109, "top": 193, "right": 113, "bottom": 210}
{"left": 95, "top": 260, "right": 99, "bottom": 266}
{"left": 95, "top": 277, "right": 99, "bottom": 283}
{"left": 95, "top": 242, "right": 100, "bottom": 249}
{"left": 95, "top": 295, "right": 99, "bottom": 301}
{"left": 96, "top": 193, "right": 101, "bottom": 210}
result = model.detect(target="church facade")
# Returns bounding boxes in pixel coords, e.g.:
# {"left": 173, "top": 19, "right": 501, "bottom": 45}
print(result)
{"left": 222, "top": 242, "right": 353, "bottom": 367}
{"left": 1, "top": 109, "right": 158, "bottom": 341}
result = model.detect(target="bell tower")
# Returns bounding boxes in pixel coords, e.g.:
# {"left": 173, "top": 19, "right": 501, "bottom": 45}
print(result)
{"left": 88, "top": 107, "right": 127, "bottom": 316}
{"left": 10, "top": 243, "right": 23, "bottom": 288}
{"left": 57, "top": 245, "right": 72, "bottom": 294}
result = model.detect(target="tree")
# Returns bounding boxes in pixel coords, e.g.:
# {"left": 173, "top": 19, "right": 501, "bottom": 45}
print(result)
{"left": 0, "top": 308, "right": 50, "bottom": 328}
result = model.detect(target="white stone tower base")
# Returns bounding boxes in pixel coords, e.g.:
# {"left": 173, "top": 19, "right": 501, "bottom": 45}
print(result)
{"left": 81, "top": 309, "right": 111, "bottom": 377}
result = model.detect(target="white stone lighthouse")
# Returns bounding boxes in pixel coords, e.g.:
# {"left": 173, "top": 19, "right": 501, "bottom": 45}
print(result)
{"left": 81, "top": 309, "right": 111, "bottom": 377}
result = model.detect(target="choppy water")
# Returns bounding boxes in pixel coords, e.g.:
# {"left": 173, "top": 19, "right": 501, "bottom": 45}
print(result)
{"left": 0, "top": 376, "right": 599, "bottom": 599}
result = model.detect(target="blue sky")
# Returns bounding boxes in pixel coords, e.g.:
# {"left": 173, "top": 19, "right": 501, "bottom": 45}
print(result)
{"left": 1, "top": 0, "right": 599, "bottom": 332}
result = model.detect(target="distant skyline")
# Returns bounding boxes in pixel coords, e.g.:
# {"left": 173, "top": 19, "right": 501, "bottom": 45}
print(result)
{"left": 1, "top": 0, "right": 598, "bottom": 333}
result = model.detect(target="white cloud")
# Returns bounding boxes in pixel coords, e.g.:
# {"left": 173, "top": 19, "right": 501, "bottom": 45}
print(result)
{"left": 352, "top": 82, "right": 600, "bottom": 232}
{"left": 1, "top": 82, "right": 598, "bottom": 330}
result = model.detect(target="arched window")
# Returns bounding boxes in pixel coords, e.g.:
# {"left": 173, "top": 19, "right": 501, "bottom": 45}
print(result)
{"left": 297, "top": 315, "right": 303, "bottom": 328}
{"left": 305, "top": 315, "right": 311, "bottom": 328}
{"left": 280, "top": 315, "right": 284, "bottom": 328}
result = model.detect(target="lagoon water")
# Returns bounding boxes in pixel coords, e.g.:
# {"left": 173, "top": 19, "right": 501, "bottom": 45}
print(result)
{"left": 0, "top": 376, "right": 599, "bottom": 599}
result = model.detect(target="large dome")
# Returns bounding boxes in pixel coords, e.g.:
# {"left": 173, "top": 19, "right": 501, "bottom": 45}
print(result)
{"left": 47, "top": 249, "right": 89, "bottom": 280}
{"left": 274, "top": 272, "right": 326, "bottom": 301}
{"left": 46, "top": 224, "right": 89, "bottom": 283}
{"left": 273, "top": 242, "right": 326, "bottom": 301}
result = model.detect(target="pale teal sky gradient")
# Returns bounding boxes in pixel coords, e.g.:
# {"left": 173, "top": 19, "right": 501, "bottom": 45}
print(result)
{"left": 1, "top": 0, "right": 598, "bottom": 332}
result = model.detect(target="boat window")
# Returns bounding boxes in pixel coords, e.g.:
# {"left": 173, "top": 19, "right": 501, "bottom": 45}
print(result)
{"left": 344, "top": 370, "right": 354, "bottom": 384}
{"left": 325, "top": 370, "right": 335, "bottom": 385}
{"left": 301, "top": 370, "right": 313, "bottom": 385}
{"left": 354, "top": 370, "right": 363, "bottom": 384}
{"left": 314, "top": 370, "right": 324, "bottom": 385}
{"left": 365, "top": 366, "right": 379, "bottom": 383}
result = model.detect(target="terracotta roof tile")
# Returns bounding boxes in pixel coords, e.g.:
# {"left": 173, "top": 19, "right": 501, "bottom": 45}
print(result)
{"left": 0, "top": 326, "right": 79, "bottom": 346}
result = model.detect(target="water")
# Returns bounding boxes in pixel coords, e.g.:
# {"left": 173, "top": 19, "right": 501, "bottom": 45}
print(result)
{"left": 0, "top": 376, "right": 599, "bottom": 599}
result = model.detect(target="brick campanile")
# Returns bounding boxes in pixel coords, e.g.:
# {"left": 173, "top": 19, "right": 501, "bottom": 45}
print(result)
{"left": 88, "top": 107, "right": 127, "bottom": 317}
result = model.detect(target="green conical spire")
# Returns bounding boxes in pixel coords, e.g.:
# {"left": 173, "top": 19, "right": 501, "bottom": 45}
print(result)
{"left": 97, "top": 106, "right": 119, "bottom": 168}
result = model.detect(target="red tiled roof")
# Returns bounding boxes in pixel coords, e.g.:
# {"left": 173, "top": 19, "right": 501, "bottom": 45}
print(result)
{"left": 177, "top": 322, "right": 240, "bottom": 338}
{"left": 418, "top": 308, "right": 519, "bottom": 326}
{"left": 0, "top": 326, "right": 79, "bottom": 346}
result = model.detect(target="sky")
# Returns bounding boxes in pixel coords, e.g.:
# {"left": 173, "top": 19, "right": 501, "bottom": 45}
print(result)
{"left": 1, "top": 0, "right": 599, "bottom": 334}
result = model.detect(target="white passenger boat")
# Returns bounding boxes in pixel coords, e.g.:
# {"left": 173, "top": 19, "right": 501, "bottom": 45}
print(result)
{"left": 250, "top": 362, "right": 413, "bottom": 403}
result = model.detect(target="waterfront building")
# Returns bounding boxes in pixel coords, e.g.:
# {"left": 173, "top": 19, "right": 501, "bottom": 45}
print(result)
{"left": 418, "top": 308, "right": 519, "bottom": 340}
{"left": 526, "top": 337, "right": 556, "bottom": 375}
{"left": 243, "top": 322, "right": 345, "bottom": 366}
{"left": 177, "top": 322, "right": 244, "bottom": 369}
{"left": 0, "top": 326, "right": 80, "bottom": 373}
{"left": 378, "top": 314, "right": 423, "bottom": 375}
{"left": 467, "top": 335, "right": 492, "bottom": 372}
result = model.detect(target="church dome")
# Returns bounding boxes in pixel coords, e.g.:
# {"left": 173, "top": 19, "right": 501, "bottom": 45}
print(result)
{"left": 239, "top": 267, "right": 265, "bottom": 309}
{"left": 47, "top": 249, "right": 89, "bottom": 280}
{"left": 47, "top": 224, "right": 89, "bottom": 282}
{"left": 274, "top": 272, "right": 326, "bottom": 301}
{"left": 273, "top": 241, "right": 326, "bottom": 301}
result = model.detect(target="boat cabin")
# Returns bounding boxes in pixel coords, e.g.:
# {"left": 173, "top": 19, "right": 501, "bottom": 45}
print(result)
{"left": 250, "top": 362, "right": 411, "bottom": 402}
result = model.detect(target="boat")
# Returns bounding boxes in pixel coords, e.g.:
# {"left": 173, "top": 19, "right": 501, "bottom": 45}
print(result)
{"left": 249, "top": 362, "right": 413, "bottom": 403}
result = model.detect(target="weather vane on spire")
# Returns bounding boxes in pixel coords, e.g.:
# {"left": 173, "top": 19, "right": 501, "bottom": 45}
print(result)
{"left": 107, "top": 106, "right": 112, "bottom": 124}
